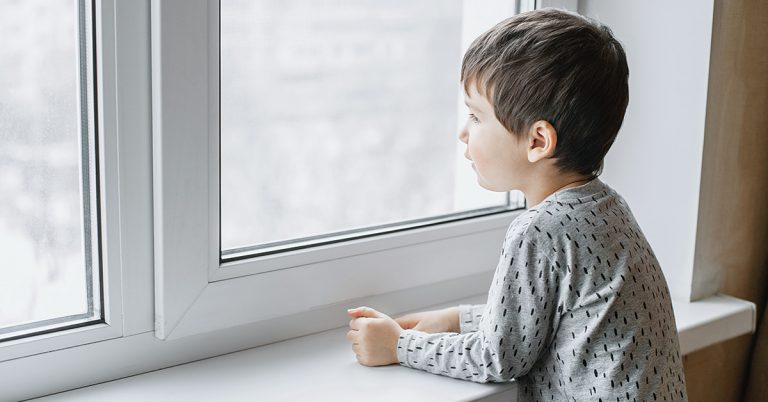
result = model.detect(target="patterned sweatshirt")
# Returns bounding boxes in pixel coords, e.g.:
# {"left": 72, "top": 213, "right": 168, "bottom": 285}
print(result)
{"left": 395, "top": 178, "right": 688, "bottom": 402}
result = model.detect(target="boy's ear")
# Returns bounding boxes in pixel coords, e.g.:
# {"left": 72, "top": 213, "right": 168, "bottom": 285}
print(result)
{"left": 526, "top": 120, "right": 557, "bottom": 163}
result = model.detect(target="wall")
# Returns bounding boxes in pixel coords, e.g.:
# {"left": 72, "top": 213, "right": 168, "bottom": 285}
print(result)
{"left": 578, "top": 0, "right": 716, "bottom": 302}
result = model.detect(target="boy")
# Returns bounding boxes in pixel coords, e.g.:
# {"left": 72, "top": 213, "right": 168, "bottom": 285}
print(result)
{"left": 346, "top": 8, "right": 688, "bottom": 401}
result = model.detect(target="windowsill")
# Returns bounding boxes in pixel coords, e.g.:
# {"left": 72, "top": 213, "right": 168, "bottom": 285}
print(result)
{"left": 32, "top": 293, "right": 755, "bottom": 402}
{"left": 673, "top": 293, "right": 756, "bottom": 355}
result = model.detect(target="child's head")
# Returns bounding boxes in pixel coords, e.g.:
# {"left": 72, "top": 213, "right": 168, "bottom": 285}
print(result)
{"left": 458, "top": 8, "right": 629, "bottom": 192}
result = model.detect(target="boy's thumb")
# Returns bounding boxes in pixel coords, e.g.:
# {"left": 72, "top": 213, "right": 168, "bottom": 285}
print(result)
{"left": 347, "top": 306, "right": 384, "bottom": 318}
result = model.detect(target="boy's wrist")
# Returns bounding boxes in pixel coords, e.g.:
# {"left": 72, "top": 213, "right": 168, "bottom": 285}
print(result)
{"left": 446, "top": 306, "right": 461, "bottom": 333}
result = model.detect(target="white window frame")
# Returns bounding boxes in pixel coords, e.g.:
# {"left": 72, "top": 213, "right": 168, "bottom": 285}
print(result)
{"left": 151, "top": 0, "right": 530, "bottom": 340}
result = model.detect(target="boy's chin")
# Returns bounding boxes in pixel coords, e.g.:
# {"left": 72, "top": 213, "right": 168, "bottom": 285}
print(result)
{"left": 477, "top": 177, "right": 510, "bottom": 193}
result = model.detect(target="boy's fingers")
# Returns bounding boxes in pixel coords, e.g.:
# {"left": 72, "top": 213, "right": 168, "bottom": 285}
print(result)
{"left": 347, "top": 306, "right": 385, "bottom": 319}
{"left": 347, "top": 308, "right": 370, "bottom": 317}
{"left": 349, "top": 317, "right": 371, "bottom": 330}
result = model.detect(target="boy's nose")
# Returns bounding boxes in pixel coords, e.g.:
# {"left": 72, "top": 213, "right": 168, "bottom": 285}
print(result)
{"left": 458, "top": 123, "right": 469, "bottom": 144}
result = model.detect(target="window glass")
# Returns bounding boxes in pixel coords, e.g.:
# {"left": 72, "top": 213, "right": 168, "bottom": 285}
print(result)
{"left": 220, "top": 0, "right": 520, "bottom": 256}
{"left": 0, "top": 0, "right": 101, "bottom": 341}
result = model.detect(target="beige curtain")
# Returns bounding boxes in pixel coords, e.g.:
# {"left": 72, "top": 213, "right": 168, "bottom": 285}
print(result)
{"left": 681, "top": 1, "right": 768, "bottom": 401}
{"left": 746, "top": 293, "right": 768, "bottom": 400}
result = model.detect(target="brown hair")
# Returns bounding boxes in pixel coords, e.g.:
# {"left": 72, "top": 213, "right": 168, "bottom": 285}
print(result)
{"left": 461, "top": 8, "right": 629, "bottom": 178}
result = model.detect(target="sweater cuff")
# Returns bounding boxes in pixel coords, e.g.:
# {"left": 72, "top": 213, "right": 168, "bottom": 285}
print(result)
{"left": 396, "top": 329, "right": 421, "bottom": 368}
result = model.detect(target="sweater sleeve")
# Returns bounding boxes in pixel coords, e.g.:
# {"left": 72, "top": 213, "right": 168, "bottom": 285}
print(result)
{"left": 395, "top": 227, "right": 563, "bottom": 383}
{"left": 458, "top": 304, "right": 486, "bottom": 333}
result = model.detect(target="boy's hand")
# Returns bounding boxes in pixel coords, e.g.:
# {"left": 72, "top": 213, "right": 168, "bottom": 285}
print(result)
{"left": 346, "top": 306, "right": 403, "bottom": 367}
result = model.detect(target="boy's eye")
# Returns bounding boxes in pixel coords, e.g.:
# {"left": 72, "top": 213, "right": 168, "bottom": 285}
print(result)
{"left": 468, "top": 113, "right": 480, "bottom": 123}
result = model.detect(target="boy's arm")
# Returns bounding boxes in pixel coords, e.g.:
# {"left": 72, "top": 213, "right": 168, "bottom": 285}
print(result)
{"left": 457, "top": 304, "right": 486, "bottom": 333}
{"left": 396, "top": 328, "right": 505, "bottom": 382}
{"left": 396, "top": 228, "right": 562, "bottom": 383}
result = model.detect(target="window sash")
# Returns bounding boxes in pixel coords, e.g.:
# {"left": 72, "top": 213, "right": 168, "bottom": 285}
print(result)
{"left": 150, "top": 0, "right": 526, "bottom": 340}
{"left": 0, "top": 0, "right": 129, "bottom": 362}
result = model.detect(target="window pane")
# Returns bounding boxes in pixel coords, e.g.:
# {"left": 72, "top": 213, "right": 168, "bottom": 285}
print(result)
{"left": 0, "top": 0, "right": 100, "bottom": 341}
{"left": 221, "top": 0, "right": 519, "bottom": 254}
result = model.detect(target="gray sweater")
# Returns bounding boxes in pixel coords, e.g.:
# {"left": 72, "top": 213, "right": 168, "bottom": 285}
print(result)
{"left": 396, "top": 178, "right": 688, "bottom": 401}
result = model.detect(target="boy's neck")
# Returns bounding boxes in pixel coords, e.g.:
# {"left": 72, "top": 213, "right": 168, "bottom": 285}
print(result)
{"left": 522, "top": 171, "right": 594, "bottom": 208}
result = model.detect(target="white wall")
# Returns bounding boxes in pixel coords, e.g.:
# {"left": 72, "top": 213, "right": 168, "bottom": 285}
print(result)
{"left": 578, "top": 0, "right": 715, "bottom": 301}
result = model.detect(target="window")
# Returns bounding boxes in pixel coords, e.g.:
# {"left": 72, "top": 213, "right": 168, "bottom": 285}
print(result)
{"left": 219, "top": 0, "right": 520, "bottom": 260}
{"left": 0, "top": 0, "right": 102, "bottom": 342}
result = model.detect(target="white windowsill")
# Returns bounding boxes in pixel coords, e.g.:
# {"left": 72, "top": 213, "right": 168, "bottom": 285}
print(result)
{"left": 32, "top": 293, "right": 755, "bottom": 402}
